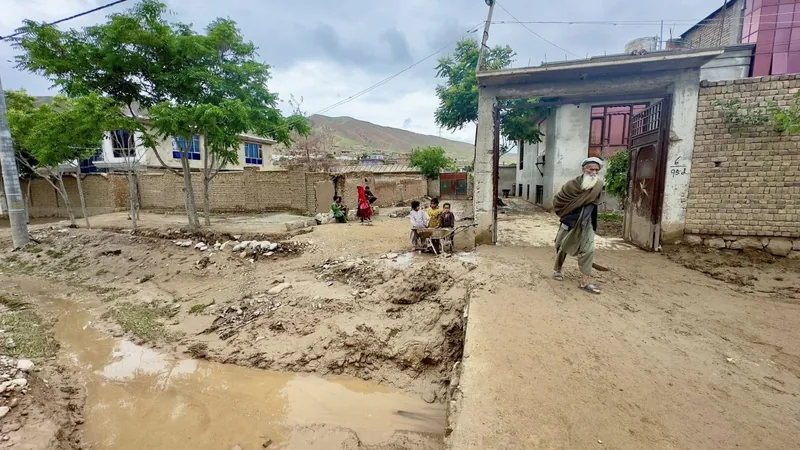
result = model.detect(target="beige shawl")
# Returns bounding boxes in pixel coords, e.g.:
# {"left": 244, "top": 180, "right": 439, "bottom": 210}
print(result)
{"left": 553, "top": 175, "right": 604, "bottom": 218}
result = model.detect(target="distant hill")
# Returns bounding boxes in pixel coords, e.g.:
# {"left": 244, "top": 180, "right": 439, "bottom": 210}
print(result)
{"left": 307, "top": 114, "right": 476, "bottom": 162}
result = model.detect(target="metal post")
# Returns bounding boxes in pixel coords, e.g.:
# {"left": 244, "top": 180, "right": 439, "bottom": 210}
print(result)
{"left": 0, "top": 74, "right": 30, "bottom": 248}
{"left": 476, "top": 0, "right": 496, "bottom": 73}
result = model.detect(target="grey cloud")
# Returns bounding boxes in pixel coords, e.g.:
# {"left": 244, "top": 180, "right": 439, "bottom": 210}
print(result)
{"left": 380, "top": 28, "right": 412, "bottom": 64}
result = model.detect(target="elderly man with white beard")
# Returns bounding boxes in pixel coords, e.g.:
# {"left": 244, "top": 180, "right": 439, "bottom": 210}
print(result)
{"left": 551, "top": 157, "right": 605, "bottom": 294}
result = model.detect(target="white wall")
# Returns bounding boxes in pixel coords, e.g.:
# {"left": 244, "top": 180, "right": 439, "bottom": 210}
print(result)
{"left": 661, "top": 69, "right": 701, "bottom": 242}
{"left": 699, "top": 48, "right": 753, "bottom": 82}
{"left": 543, "top": 104, "right": 591, "bottom": 210}
{"left": 514, "top": 124, "right": 546, "bottom": 203}
{"left": 498, "top": 166, "right": 517, "bottom": 196}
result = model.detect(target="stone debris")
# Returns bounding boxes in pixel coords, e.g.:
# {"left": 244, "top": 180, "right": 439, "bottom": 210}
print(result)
{"left": 16, "top": 360, "right": 34, "bottom": 373}
{"left": 174, "top": 240, "right": 193, "bottom": 247}
{"left": 268, "top": 283, "right": 292, "bottom": 295}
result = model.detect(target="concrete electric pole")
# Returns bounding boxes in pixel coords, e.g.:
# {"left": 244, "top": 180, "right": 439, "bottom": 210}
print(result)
{"left": 0, "top": 74, "right": 30, "bottom": 248}
{"left": 476, "top": 0, "right": 496, "bottom": 73}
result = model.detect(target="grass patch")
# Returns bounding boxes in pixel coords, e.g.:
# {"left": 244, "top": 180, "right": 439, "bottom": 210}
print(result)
{"left": 0, "top": 310, "right": 59, "bottom": 359}
{"left": 108, "top": 302, "right": 174, "bottom": 343}
{"left": 46, "top": 249, "right": 64, "bottom": 259}
{"left": 599, "top": 212, "right": 623, "bottom": 222}
{"left": 0, "top": 295, "right": 28, "bottom": 311}
{"left": 27, "top": 246, "right": 43, "bottom": 254}
{"left": 189, "top": 301, "right": 215, "bottom": 315}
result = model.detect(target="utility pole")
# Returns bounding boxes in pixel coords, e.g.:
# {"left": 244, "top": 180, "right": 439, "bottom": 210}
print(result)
{"left": 476, "top": 0, "right": 496, "bottom": 73}
{"left": 660, "top": 20, "right": 664, "bottom": 50}
{"left": 0, "top": 74, "right": 30, "bottom": 249}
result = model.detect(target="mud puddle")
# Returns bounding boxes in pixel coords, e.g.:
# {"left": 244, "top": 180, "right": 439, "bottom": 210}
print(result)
{"left": 51, "top": 300, "right": 446, "bottom": 449}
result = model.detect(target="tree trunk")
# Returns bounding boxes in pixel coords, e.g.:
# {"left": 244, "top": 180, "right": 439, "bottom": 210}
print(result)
{"left": 180, "top": 154, "right": 199, "bottom": 231}
{"left": 56, "top": 174, "right": 76, "bottom": 227}
{"left": 74, "top": 173, "right": 91, "bottom": 229}
{"left": 132, "top": 171, "right": 140, "bottom": 221}
{"left": 203, "top": 177, "right": 211, "bottom": 227}
{"left": 24, "top": 178, "right": 31, "bottom": 224}
{"left": 202, "top": 142, "right": 211, "bottom": 226}
{"left": 127, "top": 170, "right": 138, "bottom": 230}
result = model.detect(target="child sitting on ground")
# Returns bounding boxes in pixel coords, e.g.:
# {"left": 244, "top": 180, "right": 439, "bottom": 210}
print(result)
{"left": 409, "top": 200, "right": 429, "bottom": 251}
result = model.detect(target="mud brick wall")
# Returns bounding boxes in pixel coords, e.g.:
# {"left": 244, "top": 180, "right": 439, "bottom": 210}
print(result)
{"left": 4, "top": 169, "right": 426, "bottom": 218}
{"left": 686, "top": 75, "right": 800, "bottom": 238}
{"left": 138, "top": 169, "right": 304, "bottom": 212}
{"left": 18, "top": 174, "right": 127, "bottom": 218}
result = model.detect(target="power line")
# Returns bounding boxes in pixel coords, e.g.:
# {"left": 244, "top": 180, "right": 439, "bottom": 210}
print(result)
{"left": 495, "top": 1, "right": 580, "bottom": 58}
{"left": 313, "top": 21, "right": 484, "bottom": 116}
{"left": 0, "top": 0, "right": 129, "bottom": 41}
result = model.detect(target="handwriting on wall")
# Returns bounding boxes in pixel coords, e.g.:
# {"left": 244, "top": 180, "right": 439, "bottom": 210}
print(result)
{"left": 669, "top": 155, "right": 689, "bottom": 178}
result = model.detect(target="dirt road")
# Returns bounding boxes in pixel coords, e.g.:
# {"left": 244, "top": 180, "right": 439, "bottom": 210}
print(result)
{"left": 450, "top": 207, "right": 800, "bottom": 449}
{"left": 1, "top": 203, "right": 799, "bottom": 449}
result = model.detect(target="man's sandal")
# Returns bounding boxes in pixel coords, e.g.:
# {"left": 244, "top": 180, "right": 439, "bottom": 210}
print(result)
{"left": 553, "top": 272, "right": 564, "bottom": 281}
{"left": 580, "top": 283, "right": 601, "bottom": 294}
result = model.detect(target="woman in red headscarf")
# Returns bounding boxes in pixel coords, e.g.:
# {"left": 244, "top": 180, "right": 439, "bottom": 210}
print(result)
{"left": 356, "top": 185, "right": 373, "bottom": 225}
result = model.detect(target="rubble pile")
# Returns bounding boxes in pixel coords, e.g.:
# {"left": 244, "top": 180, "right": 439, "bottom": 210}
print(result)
{"left": 0, "top": 356, "right": 35, "bottom": 441}
{"left": 173, "top": 238, "right": 315, "bottom": 264}
{"left": 312, "top": 257, "right": 391, "bottom": 289}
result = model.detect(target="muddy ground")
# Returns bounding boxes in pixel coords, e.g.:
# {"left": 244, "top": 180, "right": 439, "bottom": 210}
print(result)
{"left": 0, "top": 211, "right": 477, "bottom": 449}
{"left": 1, "top": 201, "right": 799, "bottom": 449}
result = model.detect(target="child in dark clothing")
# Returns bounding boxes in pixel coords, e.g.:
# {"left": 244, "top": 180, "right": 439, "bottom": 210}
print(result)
{"left": 439, "top": 203, "right": 455, "bottom": 228}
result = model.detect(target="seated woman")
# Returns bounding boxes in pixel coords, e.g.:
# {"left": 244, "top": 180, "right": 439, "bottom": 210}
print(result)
{"left": 409, "top": 200, "right": 429, "bottom": 251}
{"left": 331, "top": 196, "right": 347, "bottom": 223}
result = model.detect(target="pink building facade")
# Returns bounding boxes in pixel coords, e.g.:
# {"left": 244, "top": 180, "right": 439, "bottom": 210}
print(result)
{"left": 742, "top": 0, "right": 800, "bottom": 75}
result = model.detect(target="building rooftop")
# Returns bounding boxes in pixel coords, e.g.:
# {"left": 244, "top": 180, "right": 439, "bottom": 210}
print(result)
{"left": 476, "top": 46, "right": 743, "bottom": 88}
{"left": 332, "top": 164, "right": 420, "bottom": 174}
{"left": 680, "top": 0, "right": 739, "bottom": 39}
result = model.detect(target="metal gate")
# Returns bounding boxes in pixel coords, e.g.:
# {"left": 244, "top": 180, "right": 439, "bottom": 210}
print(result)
{"left": 439, "top": 172, "right": 468, "bottom": 200}
{"left": 623, "top": 97, "right": 671, "bottom": 251}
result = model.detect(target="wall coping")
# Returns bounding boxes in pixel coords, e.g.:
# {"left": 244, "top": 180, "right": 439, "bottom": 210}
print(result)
{"left": 700, "top": 74, "right": 800, "bottom": 87}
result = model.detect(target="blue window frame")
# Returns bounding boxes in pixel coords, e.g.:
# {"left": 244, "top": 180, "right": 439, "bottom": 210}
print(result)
{"left": 173, "top": 135, "right": 201, "bottom": 160}
{"left": 78, "top": 150, "right": 104, "bottom": 173}
{"left": 244, "top": 142, "right": 263, "bottom": 165}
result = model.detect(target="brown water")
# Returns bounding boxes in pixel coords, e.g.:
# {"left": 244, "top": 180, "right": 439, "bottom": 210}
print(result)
{"left": 53, "top": 300, "right": 445, "bottom": 449}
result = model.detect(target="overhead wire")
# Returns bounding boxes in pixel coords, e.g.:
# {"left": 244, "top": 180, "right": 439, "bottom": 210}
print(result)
{"left": 494, "top": 1, "right": 581, "bottom": 58}
{"left": 313, "top": 21, "right": 485, "bottom": 116}
{"left": 0, "top": 0, "right": 129, "bottom": 41}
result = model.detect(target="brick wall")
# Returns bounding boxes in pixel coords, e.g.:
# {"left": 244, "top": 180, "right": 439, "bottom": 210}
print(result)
{"left": 12, "top": 174, "right": 126, "bottom": 218}
{"left": 5, "top": 169, "right": 427, "bottom": 218}
{"left": 685, "top": 75, "right": 800, "bottom": 238}
{"left": 681, "top": 1, "right": 743, "bottom": 49}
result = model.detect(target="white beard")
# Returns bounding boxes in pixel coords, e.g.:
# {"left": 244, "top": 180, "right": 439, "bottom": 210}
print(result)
{"left": 581, "top": 174, "right": 598, "bottom": 191}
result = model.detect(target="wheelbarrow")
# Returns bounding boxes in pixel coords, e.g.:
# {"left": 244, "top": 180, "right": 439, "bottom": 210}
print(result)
{"left": 415, "top": 224, "right": 477, "bottom": 255}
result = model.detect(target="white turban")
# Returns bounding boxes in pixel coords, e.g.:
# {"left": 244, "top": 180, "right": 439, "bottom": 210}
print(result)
{"left": 582, "top": 157, "right": 604, "bottom": 168}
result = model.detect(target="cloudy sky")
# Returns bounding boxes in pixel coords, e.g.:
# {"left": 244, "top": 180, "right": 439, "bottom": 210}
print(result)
{"left": 1, "top": 0, "right": 727, "bottom": 143}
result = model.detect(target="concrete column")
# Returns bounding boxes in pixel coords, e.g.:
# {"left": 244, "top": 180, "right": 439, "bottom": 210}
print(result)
{"left": 473, "top": 88, "right": 497, "bottom": 245}
{"left": 661, "top": 70, "right": 700, "bottom": 243}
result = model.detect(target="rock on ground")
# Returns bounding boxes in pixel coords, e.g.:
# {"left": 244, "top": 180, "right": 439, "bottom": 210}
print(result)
{"left": 267, "top": 283, "right": 292, "bottom": 295}
{"left": 766, "top": 238, "right": 793, "bottom": 257}
{"left": 704, "top": 238, "right": 727, "bottom": 249}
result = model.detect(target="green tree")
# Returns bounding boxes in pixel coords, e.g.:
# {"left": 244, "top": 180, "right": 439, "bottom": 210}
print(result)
{"left": 13, "top": 0, "right": 307, "bottom": 230}
{"left": 434, "top": 38, "right": 545, "bottom": 159}
{"left": 6, "top": 91, "right": 126, "bottom": 227}
{"left": 409, "top": 146, "right": 457, "bottom": 180}
{"left": 604, "top": 150, "right": 629, "bottom": 207}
